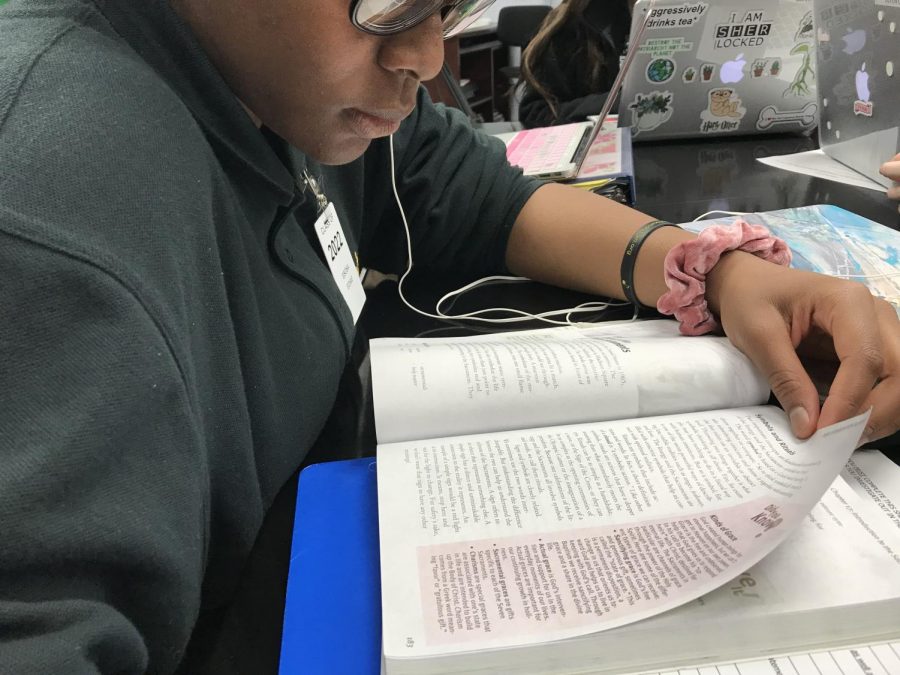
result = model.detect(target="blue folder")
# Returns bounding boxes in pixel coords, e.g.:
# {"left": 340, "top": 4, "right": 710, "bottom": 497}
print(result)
{"left": 279, "top": 458, "right": 382, "bottom": 675}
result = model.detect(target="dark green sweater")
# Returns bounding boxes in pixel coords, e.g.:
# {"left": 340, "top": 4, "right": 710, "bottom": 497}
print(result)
{"left": 0, "top": 0, "right": 540, "bottom": 671}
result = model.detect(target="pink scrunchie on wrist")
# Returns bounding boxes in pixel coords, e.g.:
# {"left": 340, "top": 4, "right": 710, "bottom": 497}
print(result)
{"left": 657, "top": 220, "right": 792, "bottom": 336}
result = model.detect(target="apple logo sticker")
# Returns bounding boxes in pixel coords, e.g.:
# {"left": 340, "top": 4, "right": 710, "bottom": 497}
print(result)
{"left": 720, "top": 54, "right": 746, "bottom": 84}
{"left": 853, "top": 63, "right": 874, "bottom": 117}
{"left": 856, "top": 62, "right": 870, "bottom": 102}
{"left": 842, "top": 27, "right": 867, "bottom": 55}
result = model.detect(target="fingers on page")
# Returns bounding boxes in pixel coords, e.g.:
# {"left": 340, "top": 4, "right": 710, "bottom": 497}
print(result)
{"left": 735, "top": 312, "right": 819, "bottom": 438}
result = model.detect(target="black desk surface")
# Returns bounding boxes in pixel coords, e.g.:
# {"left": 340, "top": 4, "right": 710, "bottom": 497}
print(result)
{"left": 201, "top": 134, "right": 900, "bottom": 675}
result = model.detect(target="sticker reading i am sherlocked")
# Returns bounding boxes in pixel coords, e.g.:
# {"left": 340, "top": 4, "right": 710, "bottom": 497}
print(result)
{"left": 313, "top": 203, "right": 366, "bottom": 324}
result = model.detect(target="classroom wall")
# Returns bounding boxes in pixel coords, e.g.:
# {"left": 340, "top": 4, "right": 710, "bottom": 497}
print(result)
{"left": 482, "top": 0, "right": 562, "bottom": 23}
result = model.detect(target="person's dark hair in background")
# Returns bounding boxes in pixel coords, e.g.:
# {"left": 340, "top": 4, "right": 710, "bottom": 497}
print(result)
{"left": 519, "top": 0, "right": 634, "bottom": 128}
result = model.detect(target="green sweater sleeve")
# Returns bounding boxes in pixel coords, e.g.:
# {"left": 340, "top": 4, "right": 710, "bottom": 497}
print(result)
{"left": 0, "top": 219, "right": 207, "bottom": 674}
{"left": 359, "top": 88, "right": 544, "bottom": 278}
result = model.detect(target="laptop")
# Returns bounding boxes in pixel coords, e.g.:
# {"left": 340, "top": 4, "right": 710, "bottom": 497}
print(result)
{"left": 814, "top": 0, "right": 900, "bottom": 189}
{"left": 499, "top": 3, "right": 657, "bottom": 180}
{"left": 620, "top": 0, "right": 819, "bottom": 142}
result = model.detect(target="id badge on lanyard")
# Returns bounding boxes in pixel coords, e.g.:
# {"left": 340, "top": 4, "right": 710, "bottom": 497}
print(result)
{"left": 302, "top": 170, "right": 366, "bottom": 324}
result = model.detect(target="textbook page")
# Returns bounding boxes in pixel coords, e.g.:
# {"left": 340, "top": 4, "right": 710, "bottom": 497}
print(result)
{"left": 592, "top": 476, "right": 900, "bottom": 673}
{"left": 841, "top": 450, "right": 900, "bottom": 532}
{"left": 378, "top": 406, "right": 868, "bottom": 661}
{"left": 371, "top": 320, "right": 769, "bottom": 444}
{"left": 628, "top": 640, "right": 900, "bottom": 675}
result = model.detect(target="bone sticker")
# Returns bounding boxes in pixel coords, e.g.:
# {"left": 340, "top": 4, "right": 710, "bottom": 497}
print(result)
{"left": 699, "top": 88, "right": 746, "bottom": 134}
{"left": 755, "top": 102, "right": 818, "bottom": 130}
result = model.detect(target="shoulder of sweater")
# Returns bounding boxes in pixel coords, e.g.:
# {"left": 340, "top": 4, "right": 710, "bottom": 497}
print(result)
{"left": 0, "top": 6, "right": 214, "bottom": 190}
{"left": 0, "top": 11, "right": 228, "bottom": 341}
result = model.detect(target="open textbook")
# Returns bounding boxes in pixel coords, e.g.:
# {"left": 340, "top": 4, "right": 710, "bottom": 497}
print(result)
{"left": 370, "top": 321, "right": 900, "bottom": 675}
{"left": 623, "top": 451, "right": 900, "bottom": 675}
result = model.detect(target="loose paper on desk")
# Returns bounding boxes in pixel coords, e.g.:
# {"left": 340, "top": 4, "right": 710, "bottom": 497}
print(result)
{"left": 757, "top": 149, "right": 888, "bottom": 193}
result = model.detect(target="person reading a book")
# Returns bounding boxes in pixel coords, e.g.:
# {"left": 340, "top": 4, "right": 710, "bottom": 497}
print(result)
{"left": 883, "top": 153, "right": 900, "bottom": 210}
{"left": 0, "top": 0, "right": 898, "bottom": 673}
{"left": 519, "top": 0, "right": 635, "bottom": 128}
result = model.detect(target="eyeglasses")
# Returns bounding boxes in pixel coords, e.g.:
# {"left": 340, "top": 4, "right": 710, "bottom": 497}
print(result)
{"left": 350, "top": 0, "right": 498, "bottom": 38}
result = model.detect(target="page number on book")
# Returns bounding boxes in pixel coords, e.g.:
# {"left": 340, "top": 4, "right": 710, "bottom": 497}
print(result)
{"left": 405, "top": 637, "right": 415, "bottom": 648}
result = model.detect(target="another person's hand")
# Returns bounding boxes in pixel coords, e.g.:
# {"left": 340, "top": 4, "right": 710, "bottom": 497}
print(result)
{"left": 707, "top": 253, "right": 900, "bottom": 444}
{"left": 882, "top": 153, "right": 900, "bottom": 209}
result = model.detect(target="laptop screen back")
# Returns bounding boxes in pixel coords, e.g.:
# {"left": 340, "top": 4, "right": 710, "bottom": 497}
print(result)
{"left": 622, "top": 0, "right": 818, "bottom": 141}
{"left": 815, "top": 0, "right": 899, "bottom": 188}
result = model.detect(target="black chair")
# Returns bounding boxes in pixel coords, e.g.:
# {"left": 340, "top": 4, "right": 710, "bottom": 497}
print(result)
{"left": 496, "top": 5, "right": 553, "bottom": 120}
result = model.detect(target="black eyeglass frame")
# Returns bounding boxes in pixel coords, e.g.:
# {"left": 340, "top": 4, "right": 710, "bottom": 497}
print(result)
{"left": 348, "top": 0, "right": 498, "bottom": 38}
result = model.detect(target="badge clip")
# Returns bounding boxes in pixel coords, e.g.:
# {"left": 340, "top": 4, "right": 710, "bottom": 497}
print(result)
{"left": 301, "top": 169, "right": 329, "bottom": 215}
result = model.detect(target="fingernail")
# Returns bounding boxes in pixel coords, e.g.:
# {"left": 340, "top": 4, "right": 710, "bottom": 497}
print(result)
{"left": 789, "top": 407, "right": 810, "bottom": 436}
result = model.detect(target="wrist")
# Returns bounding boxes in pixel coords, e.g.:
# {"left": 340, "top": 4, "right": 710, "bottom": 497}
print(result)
{"left": 705, "top": 250, "right": 764, "bottom": 316}
{"left": 657, "top": 220, "right": 792, "bottom": 335}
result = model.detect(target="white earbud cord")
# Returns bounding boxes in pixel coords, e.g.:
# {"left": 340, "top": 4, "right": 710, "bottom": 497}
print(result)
{"left": 388, "top": 134, "right": 628, "bottom": 325}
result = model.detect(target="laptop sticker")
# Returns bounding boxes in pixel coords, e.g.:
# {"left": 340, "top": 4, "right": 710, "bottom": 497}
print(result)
{"left": 682, "top": 66, "right": 698, "bottom": 83}
{"left": 751, "top": 59, "right": 768, "bottom": 78}
{"left": 645, "top": 2, "right": 708, "bottom": 30}
{"left": 784, "top": 43, "right": 815, "bottom": 97}
{"left": 720, "top": 54, "right": 746, "bottom": 84}
{"left": 854, "top": 63, "right": 874, "bottom": 117}
{"left": 700, "top": 63, "right": 717, "bottom": 82}
{"left": 795, "top": 11, "right": 814, "bottom": 42}
{"left": 700, "top": 88, "right": 746, "bottom": 133}
{"left": 818, "top": 0, "right": 867, "bottom": 33}
{"left": 842, "top": 26, "right": 867, "bottom": 55}
{"left": 713, "top": 10, "right": 774, "bottom": 50}
{"left": 646, "top": 58, "right": 676, "bottom": 84}
{"left": 627, "top": 91, "right": 674, "bottom": 136}
{"left": 756, "top": 102, "right": 818, "bottom": 131}
{"left": 638, "top": 37, "right": 694, "bottom": 60}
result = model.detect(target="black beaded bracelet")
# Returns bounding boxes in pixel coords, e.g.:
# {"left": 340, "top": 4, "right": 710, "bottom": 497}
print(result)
{"left": 620, "top": 220, "right": 678, "bottom": 310}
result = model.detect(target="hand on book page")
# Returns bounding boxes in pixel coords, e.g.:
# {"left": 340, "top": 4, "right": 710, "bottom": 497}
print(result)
{"left": 706, "top": 253, "right": 900, "bottom": 444}
{"left": 377, "top": 403, "right": 883, "bottom": 675}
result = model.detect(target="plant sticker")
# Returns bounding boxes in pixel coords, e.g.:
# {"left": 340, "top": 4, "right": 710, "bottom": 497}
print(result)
{"left": 770, "top": 59, "right": 782, "bottom": 78}
{"left": 646, "top": 58, "right": 676, "bottom": 84}
{"left": 682, "top": 66, "right": 698, "bottom": 83}
{"left": 756, "top": 102, "right": 818, "bottom": 131}
{"left": 700, "top": 88, "right": 746, "bottom": 133}
{"left": 627, "top": 91, "right": 674, "bottom": 136}
{"left": 700, "top": 63, "right": 716, "bottom": 82}
{"left": 751, "top": 59, "right": 768, "bottom": 78}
